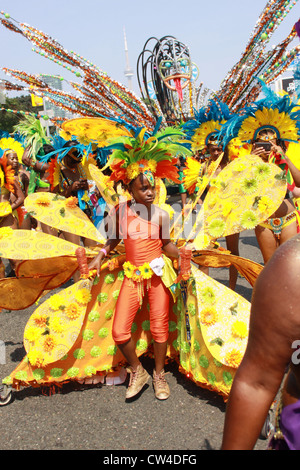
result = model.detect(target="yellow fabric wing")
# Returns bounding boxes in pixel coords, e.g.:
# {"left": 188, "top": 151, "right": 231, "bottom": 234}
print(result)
{"left": 192, "top": 265, "right": 250, "bottom": 368}
{"left": 88, "top": 164, "right": 129, "bottom": 207}
{"left": 171, "top": 154, "right": 223, "bottom": 242}
{"left": 61, "top": 117, "right": 131, "bottom": 147}
{"left": 0, "top": 228, "right": 96, "bottom": 260}
{"left": 24, "top": 192, "right": 106, "bottom": 244}
{"left": 192, "top": 249, "right": 263, "bottom": 287}
{"left": 23, "top": 278, "right": 93, "bottom": 367}
{"left": 0, "top": 276, "right": 55, "bottom": 311}
{"left": 191, "top": 154, "right": 287, "bottom": 249}
{"left": 286, "top": 142, "right": 300, "bottom": 170}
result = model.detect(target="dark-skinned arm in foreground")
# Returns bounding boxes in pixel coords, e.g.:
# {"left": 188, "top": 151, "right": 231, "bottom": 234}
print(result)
{"left": 221, "top": 234, "right": 300, "bottom": 450}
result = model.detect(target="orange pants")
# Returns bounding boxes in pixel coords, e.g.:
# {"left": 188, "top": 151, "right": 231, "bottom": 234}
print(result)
{"left": 112, "top": 275, "right": 170, "bottom": 345}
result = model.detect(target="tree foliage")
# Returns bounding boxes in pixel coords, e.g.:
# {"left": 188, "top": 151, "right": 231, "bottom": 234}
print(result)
{"left": 0, "top": 95, "right": 43, "bottom": 133}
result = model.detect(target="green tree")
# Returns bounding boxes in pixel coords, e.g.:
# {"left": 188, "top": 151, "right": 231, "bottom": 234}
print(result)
{"left": 0, "top": 95, "right": 43, "bottom": 133}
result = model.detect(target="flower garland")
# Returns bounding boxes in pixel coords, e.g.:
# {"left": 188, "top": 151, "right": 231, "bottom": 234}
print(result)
{"left": 123, "top": 260, "right": 154, "bottom": 305}
{"left": 123, "top": 261, "right": 153, "bottom": 282}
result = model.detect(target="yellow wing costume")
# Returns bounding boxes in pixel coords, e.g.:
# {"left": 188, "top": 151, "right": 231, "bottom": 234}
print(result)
{"left": 24, "top": 192, "right": 106, "bottom": 245}
{"left": 0, "top": 116, "right": 288, "bottom": 401}
{"left": 190, "top": 154, "right": 287, "bottom": 249}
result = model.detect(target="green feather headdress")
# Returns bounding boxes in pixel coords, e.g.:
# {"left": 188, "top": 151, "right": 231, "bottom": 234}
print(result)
{"left": 105, "top": 126, "right": 191, "bottom": 185}
{"left": 14, "top": 115, "right": 50, "bottom": 161}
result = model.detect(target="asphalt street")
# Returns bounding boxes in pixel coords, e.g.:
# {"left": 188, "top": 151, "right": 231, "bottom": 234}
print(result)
{"left": 0, "top": 229, "right": 269, "bottom": 452}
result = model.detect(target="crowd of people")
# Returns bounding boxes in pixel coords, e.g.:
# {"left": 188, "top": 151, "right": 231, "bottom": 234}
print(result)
{"left": 0, "top": 87, "right": 300, "bottom": 451}
{"left": 0, "top": 136, "right": 104, "bottom": 275}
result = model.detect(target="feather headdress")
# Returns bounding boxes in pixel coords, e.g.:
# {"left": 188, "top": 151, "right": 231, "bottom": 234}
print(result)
{"left": 105, "top": 126, "right": 191, "bottom": 186}
{"left": 181, "top": 100, "right": 233, "bottom": 194}
{"left": 182, "top": 99, "right": 232, "bottom": 152}
{"left": 220, "top": 81, "right": 300, "bottom": 148}
{"left": 44, "top": 135, "right": 98, "bottom": 191}
{"left": 13, "top": 115, "right": 50, "bottom": 161}
{"left": 0, "top": 137, "right": 25, "bottom": 163}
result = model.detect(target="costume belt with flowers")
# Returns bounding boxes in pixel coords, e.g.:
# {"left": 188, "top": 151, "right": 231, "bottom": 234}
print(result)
{"left": 123, "top": 256, "right": 176, "bottom": 305}
{"left": 123, "top": 259, "right": 156, "bottom": 305}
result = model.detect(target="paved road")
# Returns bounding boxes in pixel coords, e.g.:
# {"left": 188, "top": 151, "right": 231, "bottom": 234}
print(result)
{"left": 0, "top": 229, "right": 269, "bottom": 451}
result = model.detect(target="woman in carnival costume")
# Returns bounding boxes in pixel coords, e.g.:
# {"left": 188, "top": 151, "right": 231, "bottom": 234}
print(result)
{"left": 20, "top": 123, "right": 101, "bottom": 248}
{"left": 46, "top": 139, "right": 95, "bottom": 244}
{"left": 0, "top": 118, "right": 287, "bottom": 406}
{"left": 0, "top": 148, "right": 24, "bottom": 278}
{"left": 0, "top": 136, "right": 28, "bottom": 225}
{"left": 220, "top": 86, "right": 300, "bottom": 264}
{"left": 181, "top": 100, "right": 244, "bottom": 290}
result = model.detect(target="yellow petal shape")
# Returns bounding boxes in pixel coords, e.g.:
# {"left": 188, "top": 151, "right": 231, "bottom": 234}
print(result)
{"left": 61, "top": 117, "right": 131, "bottom": 147}
{"left": 0, "top": 229, "right": 96, "bottom": 260}
{"left": 192, "top": 265, "right": 250, "bottom": 367}
{"left": 192, "top": 154, "right": 287, "bottom": 249}
{"left": 24, "top": 192, "right": 106, "bottom": 244}
{"left": 23, "top": 278, "right": 93, "bottom": 366}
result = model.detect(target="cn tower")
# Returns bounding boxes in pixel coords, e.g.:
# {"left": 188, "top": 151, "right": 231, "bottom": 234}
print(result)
{"left": 123, "top": 27, "right": 134, "bottom": 90}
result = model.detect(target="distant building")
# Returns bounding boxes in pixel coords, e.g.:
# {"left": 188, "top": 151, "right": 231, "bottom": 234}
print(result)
{"left": 0, "top": 83, "right": 5, "bottom": 105}
{"left": 40, "top": 75, "right": 67, "bottom": 119}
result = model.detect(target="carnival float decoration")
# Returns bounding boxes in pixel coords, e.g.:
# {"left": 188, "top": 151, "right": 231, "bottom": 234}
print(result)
{"left": 1, "top": 0, "right": 298, "bottom": 127}
{"left": 136, "top": 35, "right": 203, "bottom": 124}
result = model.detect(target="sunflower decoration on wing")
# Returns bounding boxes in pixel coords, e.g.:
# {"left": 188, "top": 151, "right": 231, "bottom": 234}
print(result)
{"left": 220, "top": 82, "right": 300, "bottom": 191}
{"left": 181, "top": 99, "right": 233, "bottom": 195}
{"left": 60, "top": 117, "right": 132, "bottom": 148}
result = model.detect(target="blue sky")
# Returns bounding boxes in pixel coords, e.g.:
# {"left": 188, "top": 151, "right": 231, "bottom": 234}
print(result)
{"left": 0, "top": 0, "right": 299, "bottom": 97}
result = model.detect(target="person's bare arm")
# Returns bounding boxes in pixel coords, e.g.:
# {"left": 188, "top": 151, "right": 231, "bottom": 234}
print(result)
{"left": 88, "top": 238, "right": 121, "bottom": 276}
{"left": 88, "top": 204, "right": 121, "bottom": 276}
{"left": 292, "top": 186, "right": 300, "bottom": 199}
{"left": 10, "top": 180, "right": 25, "bottom": 211}
{"left": 222, "top": 235, "right": 300, "bottom": 449}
